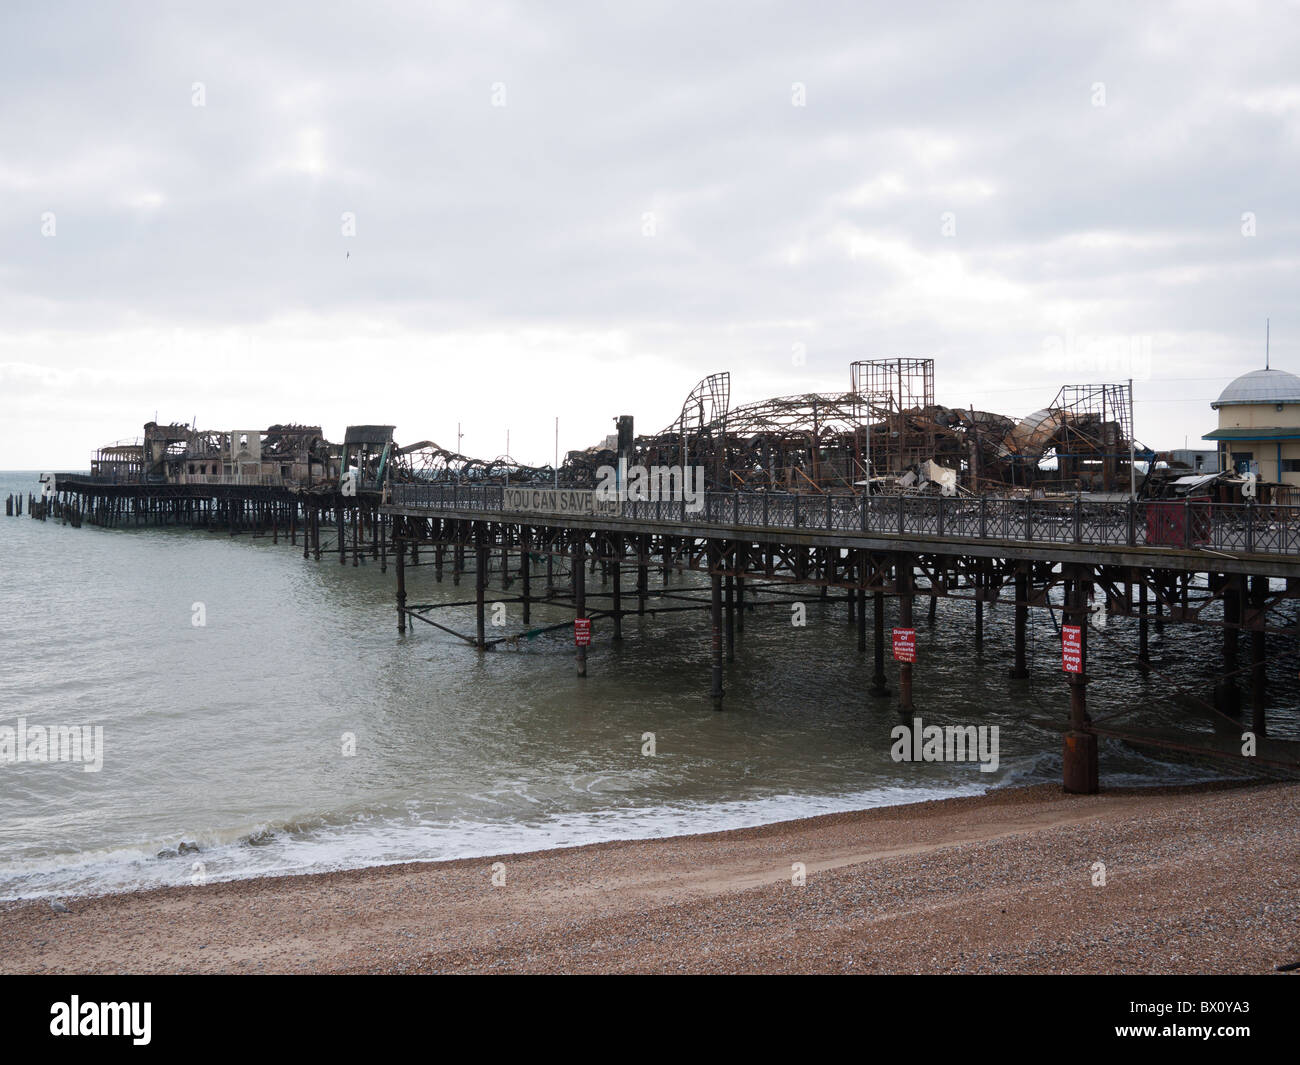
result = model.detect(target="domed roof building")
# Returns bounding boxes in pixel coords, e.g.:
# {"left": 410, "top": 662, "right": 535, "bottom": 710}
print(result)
{"left": 1204, "top": 365, "right": 1300, "bottom": 485}
{"left": 1211, "top": 367, "right": 1300, "bottom": 409}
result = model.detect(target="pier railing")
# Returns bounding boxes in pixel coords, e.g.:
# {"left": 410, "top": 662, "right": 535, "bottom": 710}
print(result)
{"left": 388, "top": 484, "right": 1300, "bottom": 557}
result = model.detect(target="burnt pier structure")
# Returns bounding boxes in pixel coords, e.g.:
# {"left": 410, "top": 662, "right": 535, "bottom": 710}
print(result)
{"left": 384, "top": 485, "right": 1300, "bottom": 793}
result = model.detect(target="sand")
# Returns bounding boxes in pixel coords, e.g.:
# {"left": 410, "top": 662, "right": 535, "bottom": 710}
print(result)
{"left": 2, "top": 781, "right": 1298, "bottom": 974}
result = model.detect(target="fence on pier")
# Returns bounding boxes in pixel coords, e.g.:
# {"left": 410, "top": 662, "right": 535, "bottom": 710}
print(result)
{"left": 389, "top": 484, "right": 1300, "bottom": 557}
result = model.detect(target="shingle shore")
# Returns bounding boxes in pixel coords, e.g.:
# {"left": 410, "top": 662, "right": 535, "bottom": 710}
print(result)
{"left": 2, "top": 781, "right": 1296, "bottom": 974}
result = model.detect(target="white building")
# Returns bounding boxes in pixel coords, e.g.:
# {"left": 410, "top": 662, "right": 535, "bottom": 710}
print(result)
{"left": 1204, "top": 367, "right": 1300, "bottom": 486}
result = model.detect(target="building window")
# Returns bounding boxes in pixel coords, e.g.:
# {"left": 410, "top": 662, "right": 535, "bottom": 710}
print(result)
{"left": 1280, "top": 459, "right": 1300, "bottom": 474}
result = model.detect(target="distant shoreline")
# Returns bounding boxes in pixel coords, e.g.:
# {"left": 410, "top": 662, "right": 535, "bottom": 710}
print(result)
{"left": 4, "top": 779, "right": 1295, "bottom": 975}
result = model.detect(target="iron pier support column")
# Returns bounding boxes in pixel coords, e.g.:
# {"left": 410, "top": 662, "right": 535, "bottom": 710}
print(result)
{"left": 1251, "top": 575, "right": 1267, "bottom": 737}
{"left": 724, "top": 570, "right": 735, "bottom": 663}
{"left": 856, "top": 551, "right": 868, "bottom": 656}
{"left": 521, "top": 528, "right": 531, "bottom": 625}
{"left": 1012, "top": 566, "right": 1029, "bottom": 679}
{"left": 396, "top": 521, "right": 407, "bottom": 634}
{"left": 1063, "top": 567, "right": 1098, "bottom": 794}
{"left": 710, "top": 542, "right": 724, "bottom": 705}
{"left": 871, "top": 583, "right": 889, "bottom": 698}
{"left": 637, "top": 535, "right": 648, "bottom": 615}
{"left": 1138, "top": 577, "right": 1150, "bottom": 667}
{"left": 574, "top": 535, "right": 587, "bottom": 678}
{"left": 897, "top": 554, "right": 914, "bottom": 711}
{"left": 612, "top": 534, "right": 623, "bottom": 641}
{"left": 475, "top": 529, "right": 487, "bottom": 650}
{"left": 1221, "top": 576, "right": 1241, "bottom": 714}
{"left": 735, "top": 543, "right": 746, "bottom": 635}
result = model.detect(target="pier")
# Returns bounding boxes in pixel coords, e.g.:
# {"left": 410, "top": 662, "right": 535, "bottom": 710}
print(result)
{"left": 383, "top": 485, "right": 1300, "bottom": 793}
{"left": 20, "top": 358, "right": 1300, "bottom": 792}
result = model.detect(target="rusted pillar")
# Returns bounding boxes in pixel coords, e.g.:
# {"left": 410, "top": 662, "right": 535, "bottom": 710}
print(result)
{"left": 871, "top": 586, "right": 889, "bottom": 698}
{"left": 710, "top": 543, "right": 724, "bottom": 704}
{"left": 1012, "top": 567, "right": 1029, "bottom": 679}
{"left": 974, "top": 567, "right": 984, "bottom": 651}
{"left": 574, "top": 535, "right": 587, "bottom": 678}
{"left": 735, "top": 543, "right": 746, "bottom": 634}
{"left": 611, "top": 535, "right": 623, "bottom": 641}
{"left": 396, "top": 521, "right": 407, "bottom": 634}
{"left": 1221, "top": 576, "right": 1241, "bottom": 714}
{"left": 637, "top": 535, "right": 648, "bottom": 615}
{"left": 1063, "top": 568, "right": 1099, "bottom": 794}
{"left": 475, "top": 533, "right": 487, "bottom": 650}
{"left": 1138, "top": 578, "right": 1149, "bottom": 667}
{"left": 521, "top": 528, "right": 531, "bottom": 625}
{"left": 724, "top": 570, "right": 735, "bottom": 662}
{"left": 898, "top": 554, "right": 914, "bottom": 711}
{"left": 856, "top": 551, "right": 868, "bottom": 656}
{"left": 1251, "top": 575, "right": 1267, "bottom": 737}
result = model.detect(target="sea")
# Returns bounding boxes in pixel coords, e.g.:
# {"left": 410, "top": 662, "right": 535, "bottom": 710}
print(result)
{"left": 0, "top": 470, "right": 1287, "bottom": 899}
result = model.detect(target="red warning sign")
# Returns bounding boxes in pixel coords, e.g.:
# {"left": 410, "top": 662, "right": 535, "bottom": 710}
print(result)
{"left": 892, "top": 627, "right": 916, "bottom": 663}
{"left": 1061, "top": 624, "right": 1082, "bottom": 673}
{"left": 574, "top": 618, "right": 592, "bottom": 646}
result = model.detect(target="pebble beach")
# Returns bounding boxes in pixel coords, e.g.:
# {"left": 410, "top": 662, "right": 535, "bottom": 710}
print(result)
{"left": 3, "top": 780, "right": 1297, "bottom": 975}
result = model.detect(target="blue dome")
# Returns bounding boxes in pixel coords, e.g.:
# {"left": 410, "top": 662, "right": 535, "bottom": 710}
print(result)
{"left": 1212, "top": 368, "right": 1300, "bottom": 408}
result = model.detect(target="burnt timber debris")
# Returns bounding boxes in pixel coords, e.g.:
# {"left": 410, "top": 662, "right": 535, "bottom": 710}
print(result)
{"left": 20, "top": 358, "right": 1300, "bottom": 793}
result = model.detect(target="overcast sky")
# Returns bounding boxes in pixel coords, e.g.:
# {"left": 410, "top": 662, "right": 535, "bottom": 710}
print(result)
{"left": 2, "top": 0, "right": 1297, "bottom": 469}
